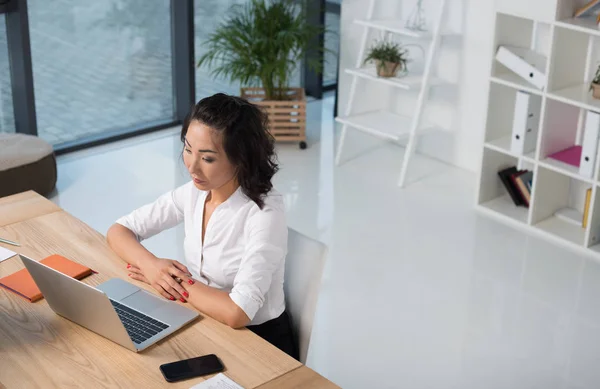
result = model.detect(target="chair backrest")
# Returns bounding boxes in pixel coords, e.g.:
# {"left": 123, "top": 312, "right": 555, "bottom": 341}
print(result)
{"left": 284, "top": 228, "right": 328, "bottom": 364}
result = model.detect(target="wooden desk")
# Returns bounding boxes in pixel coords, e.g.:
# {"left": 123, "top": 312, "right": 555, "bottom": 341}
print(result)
{"left": 0, "top": 193, "right": 307, "bottom": 388}
{"left": 255, "top": 366, "right": 340, "bottom": 389}
{"left": 0, "top": 190, "right": 60, "bottom": 227}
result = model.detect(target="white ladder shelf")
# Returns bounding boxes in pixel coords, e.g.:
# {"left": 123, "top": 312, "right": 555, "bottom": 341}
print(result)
{"left": 335, "top": 0, "right": 448, "bottom": 187}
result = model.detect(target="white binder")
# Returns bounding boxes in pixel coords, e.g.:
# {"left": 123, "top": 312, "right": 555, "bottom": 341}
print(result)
{"left": 510, "top": 91, "right": 542, "bottom": 155}
{"left": 580, "top": 110, "right": 600, "bottom": 178}
{"left": 496, "top": 45, "right": 547, "bottom": 90}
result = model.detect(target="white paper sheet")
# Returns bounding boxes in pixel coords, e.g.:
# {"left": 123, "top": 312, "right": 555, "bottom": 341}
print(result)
{"left": 190, "top": 373, "right": 244, "bottom": 389}
{"left": 0, "top": 246, "right": 17, "bottom": 263}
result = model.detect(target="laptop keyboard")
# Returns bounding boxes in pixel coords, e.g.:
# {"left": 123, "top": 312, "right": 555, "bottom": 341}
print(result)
{"left": 110, "top": 300, "right": 169, "bottom": 344}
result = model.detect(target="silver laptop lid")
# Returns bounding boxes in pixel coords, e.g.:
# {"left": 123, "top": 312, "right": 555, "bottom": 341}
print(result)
{"left": 19, "top": 254, "right": 137, "bottom": 351}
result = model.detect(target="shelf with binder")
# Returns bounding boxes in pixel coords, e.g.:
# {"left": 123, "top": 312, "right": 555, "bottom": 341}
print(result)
{"left": 491, "top": 13, "right": 550, "bottom": 92}
{"left": 477, "top": 1, "right": 600, "bottom": 260}
{"left": 483, "top": 83, "right": 519, "bottom": 153}
{"left": 581, "top": 109, "right": 600, "bottom": 180}
{"left": 536, "top": 98, "right": 597, "bottom": 182}
{"left": 530, "top": 166, "right": 591, "bottom": 246}
{"left": 484, "top": 82, "right": 543, "bottom": 158}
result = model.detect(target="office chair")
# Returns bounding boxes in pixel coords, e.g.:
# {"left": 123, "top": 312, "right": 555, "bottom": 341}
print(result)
{"left": 284, "top": 228, "right": 328, "bottom": 364}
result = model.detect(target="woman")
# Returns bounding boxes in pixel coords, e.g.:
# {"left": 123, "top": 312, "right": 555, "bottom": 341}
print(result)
{"left": 106, "top": 93, "right": 297, "bottom": 359}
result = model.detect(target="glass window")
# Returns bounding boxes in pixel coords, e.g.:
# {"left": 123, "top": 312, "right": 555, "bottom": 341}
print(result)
{"left": 0, "top": 16, "right": 15, "bottom": 133}
{"left": 194, "top": 0, "right": 303, "bottom": 101}
{"left": 195, "top": 0, "right": 246, "bottom": 100}
{"left": 28, "top": 0, "right": 174, "bottom": 146}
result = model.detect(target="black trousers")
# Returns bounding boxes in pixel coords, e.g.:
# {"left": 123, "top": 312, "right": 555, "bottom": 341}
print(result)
{"left": 247, "top": 310, "right": 299, "bottom": 361}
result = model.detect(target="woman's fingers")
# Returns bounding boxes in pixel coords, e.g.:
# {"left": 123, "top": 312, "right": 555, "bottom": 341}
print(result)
{"left": 127, "top": 261, "right": 188, "bottom": 301}
{"left": 153, "top": 282, "right": 176, "bottom": 301}
{"left": 159, "top": 278, "right": 187, "bottom": 302}
{"left": 127, "top": 264, "right": 150, "bottom": 284}
{"left": 129, "top": 272, "right": 149, "bottom": 284}
{"left": 129, "top": 272, "right": 150, "bottom": 284}
{"left": 126, "top": 263, "right": 142, "bottom": 273}
{"left": 169, "top": 266, "right": 195, "bottom": 286}
{"left": 165, "top": 275, "right": 189, "bottom": 301}
{"left": 172, "top": 261, "right": 192, "bottom": 277}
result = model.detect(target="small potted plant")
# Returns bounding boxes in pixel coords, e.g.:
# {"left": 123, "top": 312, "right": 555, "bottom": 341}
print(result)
{"left": 591, "top": 64, "right": 600, "bottom": 99}
{"left": 197, "top": 0, "right": 326, "bottom": 149}
{"left": 364, "top": 40, "right": 408, "bottom": 78}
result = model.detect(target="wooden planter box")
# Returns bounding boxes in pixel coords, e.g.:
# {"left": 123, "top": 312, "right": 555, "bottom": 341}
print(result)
{"left": 241, "top": 87, "right": 307, "bottom": 149}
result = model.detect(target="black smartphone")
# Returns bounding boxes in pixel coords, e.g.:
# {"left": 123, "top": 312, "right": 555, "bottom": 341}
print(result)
{"left": 159, "top": 354, "right": 224, "bottom": 383}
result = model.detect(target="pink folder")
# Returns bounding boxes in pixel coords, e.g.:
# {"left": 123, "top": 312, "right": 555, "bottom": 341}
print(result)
{"left": 548, "top": 145, "right": 582, "bottom": 167}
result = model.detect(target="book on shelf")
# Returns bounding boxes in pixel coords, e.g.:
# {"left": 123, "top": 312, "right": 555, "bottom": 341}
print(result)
{"left": 548, "top": 145, "right": 582, "bottom": 167}
{"left": 515, "top": 171, "right": 533, "bottom": 207}
{"left": 575, "top": 0, "right": 600, "bottom": 18}
{"left": 584, "top": 188, "right": 593, "bottom": 228}
{"left": 498, "top": 167, "right": 532, "bottom": 207}
{"left": 509, "top": 170, "right": 529, "bottom": 207}
{"left": 498, "top": 167, "right": 523, "bottom": 206}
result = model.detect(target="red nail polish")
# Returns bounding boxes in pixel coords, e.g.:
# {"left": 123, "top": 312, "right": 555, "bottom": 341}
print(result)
{"left": 128, "top": 273, "right": 131, "bottom": 277}
{"left": 188, "top": 280, "right": 194, "bottom": 285}
{"left": 126, "top": 264, "right": 131, "bottom": 269}
{"left": 170, "top": 296, "right": 175, "bottom": 301}
{"left": 180, "top": 298, "right": 186, "bottom": 303}
{"left": 183, "top": 291, "right": 189, "bottom": 298}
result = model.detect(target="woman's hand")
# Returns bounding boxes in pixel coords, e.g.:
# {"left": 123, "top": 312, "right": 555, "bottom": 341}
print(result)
{"left": 126, "top": 258, "right": 195, "bottom": 302}
{"left": 126, "top": 264, "right": 150, "bottom": 284}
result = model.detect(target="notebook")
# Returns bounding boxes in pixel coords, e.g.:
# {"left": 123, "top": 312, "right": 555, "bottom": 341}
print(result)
{"left": 548, "top": 145, "right": 582, "bottom": 167}
{"left": 190, "top": 373, "right": 244, "bottom": 389}
{"left": 514, "top": 171, "right": 533, "bottom": 207}
{"left": 0, "top": 254, "right": 93, "bottom": 302}
{"left": 498, "top": 167, "right": 525, "bottom": 206}
{"left": 0, "top": 246, "right": 17, "bottom": 263}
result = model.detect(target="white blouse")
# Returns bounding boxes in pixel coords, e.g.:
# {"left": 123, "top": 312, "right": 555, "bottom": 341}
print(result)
{"left": 115, "top": 181, "right": 288, "bottom": 326}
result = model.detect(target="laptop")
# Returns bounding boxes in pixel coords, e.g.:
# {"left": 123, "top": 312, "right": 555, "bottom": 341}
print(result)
{"left": 20, "top": 254, "right": 199, "bottom": 352}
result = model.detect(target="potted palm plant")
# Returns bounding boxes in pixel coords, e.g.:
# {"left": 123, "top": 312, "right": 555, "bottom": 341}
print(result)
{"left": 591, "top": 64, "right": 600, "bottom": 99}
{"left": 197, "top": 0, "right": 325, "bottom": 149}
{"left": 364, "top": 40, "right": 409, "bottom": 78}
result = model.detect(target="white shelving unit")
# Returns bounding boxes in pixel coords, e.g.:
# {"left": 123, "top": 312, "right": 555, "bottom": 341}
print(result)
{"left": 353, "top": 19, "right": 431, "bottom": 39}
{"left": 477, "top": 0, "right": 600, "bottom": 260}
{"left": 335, "top": 0, "right": 450, "bottom": 187}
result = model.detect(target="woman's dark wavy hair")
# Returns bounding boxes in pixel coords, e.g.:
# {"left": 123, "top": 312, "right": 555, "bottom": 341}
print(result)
{"left": 180, "top": 93, "right": 278, "bottom": 209}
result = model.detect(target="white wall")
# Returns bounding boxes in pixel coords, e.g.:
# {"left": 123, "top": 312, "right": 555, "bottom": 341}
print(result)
{"left": 337, "top": 0, "right": 496, "bottom": 172}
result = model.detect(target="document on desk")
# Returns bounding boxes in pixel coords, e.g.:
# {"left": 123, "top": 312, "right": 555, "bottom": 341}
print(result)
{"left": 0, "top": 246, "right": 17, "bottom": 263}
{"left": 190, "top": 373, "right": 244, "bottom": 389}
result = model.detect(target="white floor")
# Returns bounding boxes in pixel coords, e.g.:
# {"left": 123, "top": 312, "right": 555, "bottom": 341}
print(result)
{"left": 50, "top": 95, "right": 600, "bottom": 389}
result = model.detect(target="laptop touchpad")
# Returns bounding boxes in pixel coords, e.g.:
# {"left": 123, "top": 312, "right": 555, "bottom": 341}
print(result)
{"left": 121, "top": 290, "right": 164, "bottom": 314}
